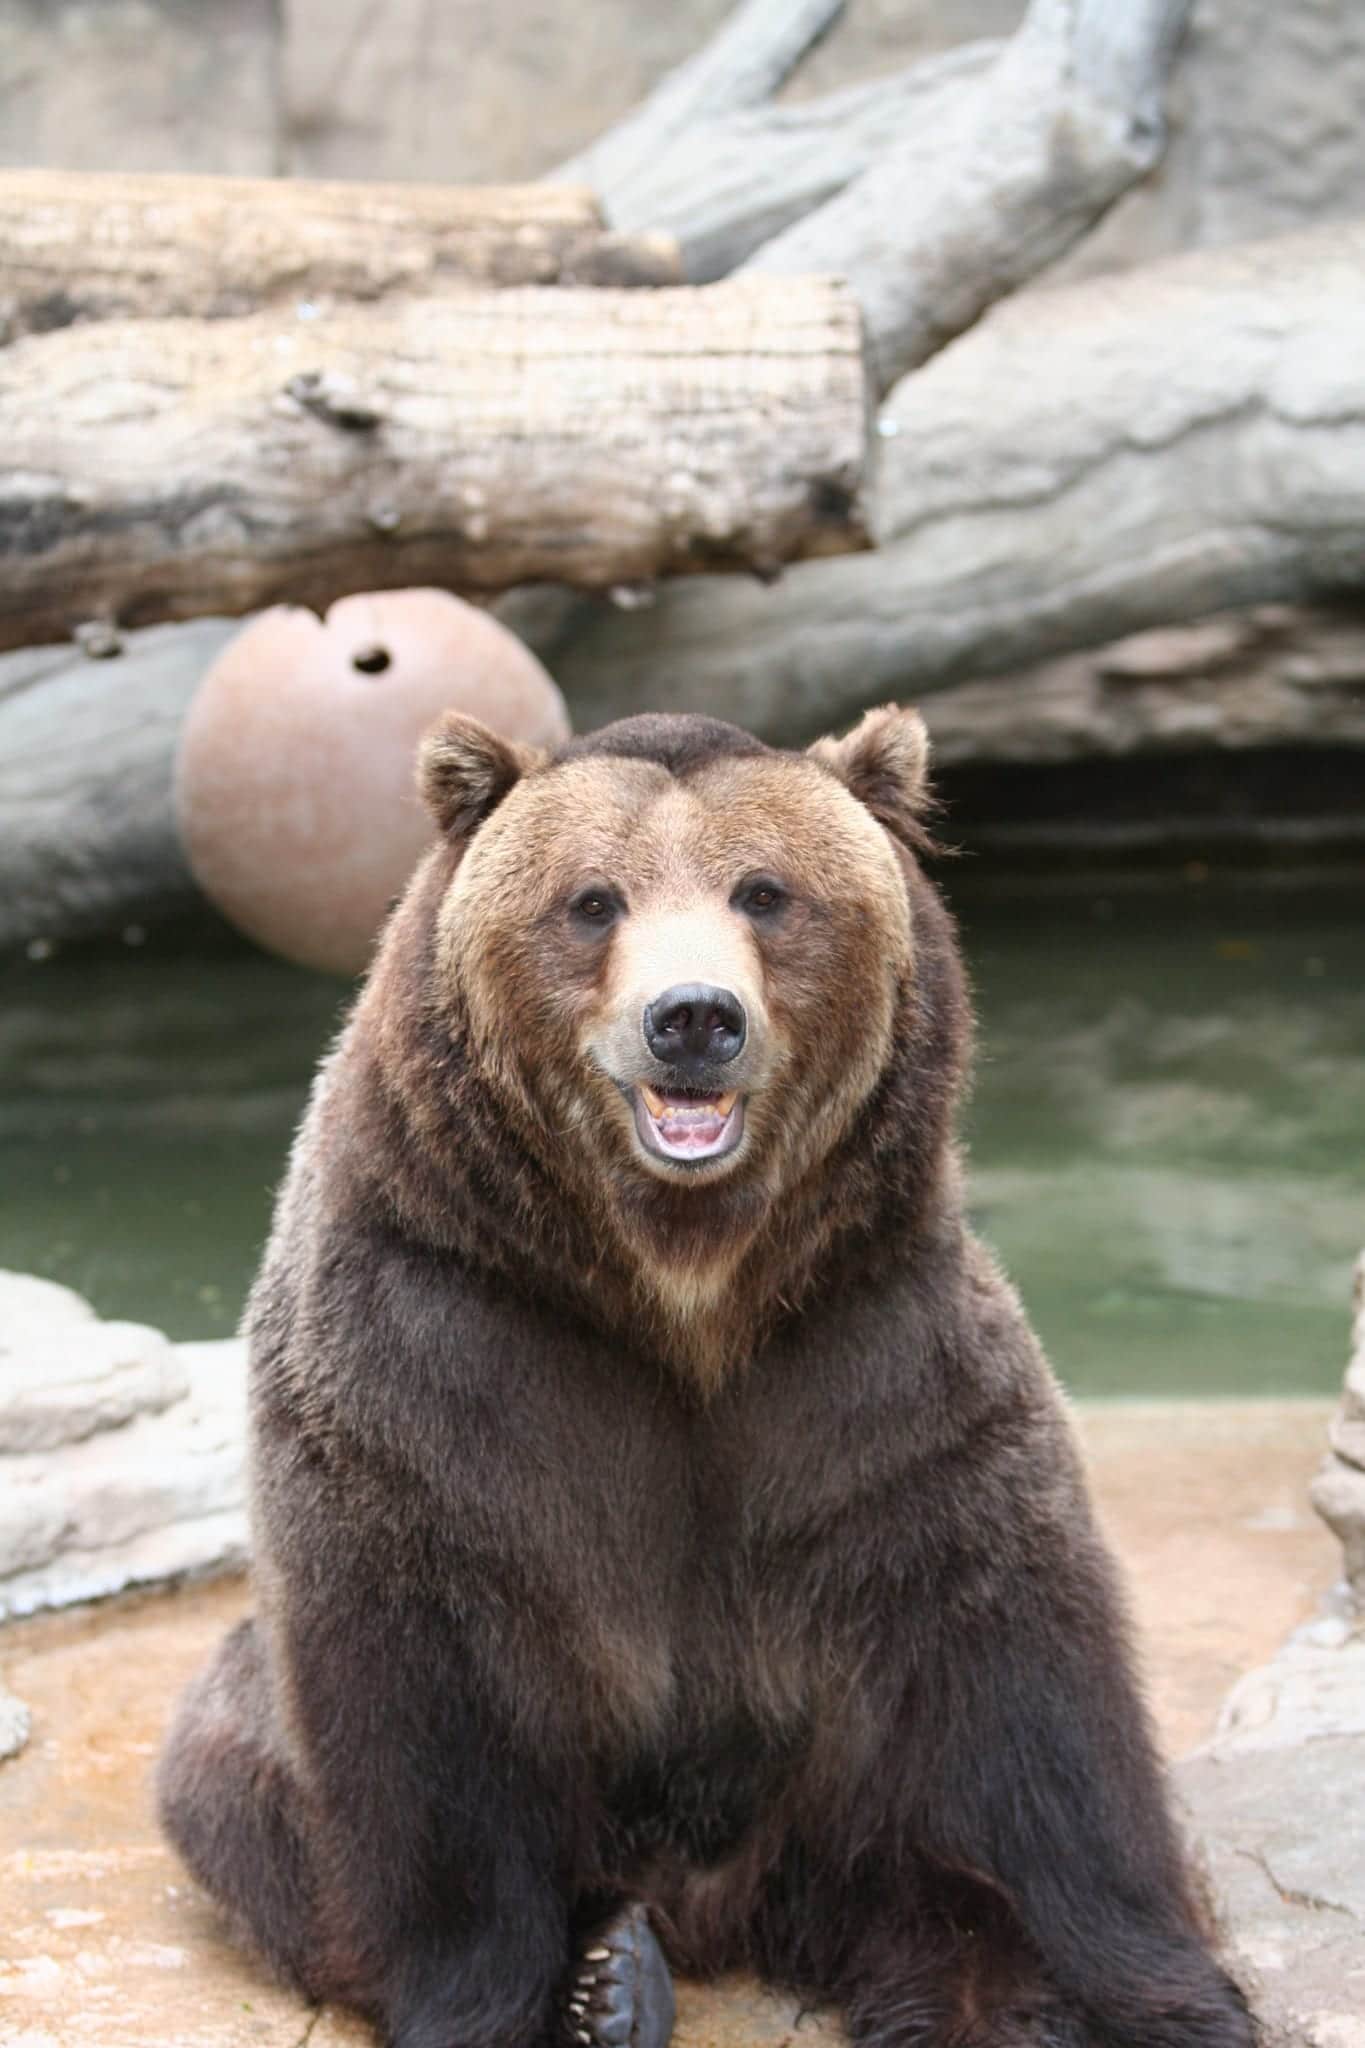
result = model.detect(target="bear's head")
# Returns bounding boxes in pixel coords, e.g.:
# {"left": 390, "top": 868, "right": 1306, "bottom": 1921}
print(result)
{"left": 363, "top": 708, "right": 963, "bottom": 1377}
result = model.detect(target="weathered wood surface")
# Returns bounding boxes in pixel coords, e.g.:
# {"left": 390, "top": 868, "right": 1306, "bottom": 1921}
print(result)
{"left": 532, "top": 227, "right": 1365, "bottom": 739}
{"left": 746, "top": 0, "right": 1194, "bottom": 392}
{"left": 556, "top": 0, "right": 846, "bottom": 197}
{"left": 0, "top": 276, "right": 868, "bottom": 651}
{"left": 569, "top": 0, "right": 1192, "bottom": 395}
{"left": 582, "top": 41, "right": 997, "bottom": 283}
{"left": 0, "top": 171, "right": 680, "bottom": 339}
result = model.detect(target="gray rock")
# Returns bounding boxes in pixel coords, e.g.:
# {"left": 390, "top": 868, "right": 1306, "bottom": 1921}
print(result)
{"left": 1177, "top": 1257, "right": 1365, "bottom": 2047}
{"left": 1310, "top": 1254, "right": 1365, "bottom": 1600}
{"left": 0, "top": 1269, "right": 188, "bottom": 1454}
{"left": 0, "top": 1685, "right": 30, "bottom": 1762}
{"left": 1179, "top": 1617, "right": 1365, "bottom": 2048}
{"left": 0, "top": 1274, "right": 248, "bottom": 1620}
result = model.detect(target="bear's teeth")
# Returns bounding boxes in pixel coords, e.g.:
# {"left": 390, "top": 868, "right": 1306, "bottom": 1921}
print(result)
{"left": 584, "top": 1947, "right": 611, "bottom": 1963}
{"left": 638, "top": 1086, "right": 738, "bottom": 1121}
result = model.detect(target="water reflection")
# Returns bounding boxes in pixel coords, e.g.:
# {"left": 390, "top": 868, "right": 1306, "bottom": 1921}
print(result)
{"left": 0, "top": 871, "right": 1359, "bottom": 1394}
{"left": 956, "top": 872, "right": 1364, "bottom": 1394}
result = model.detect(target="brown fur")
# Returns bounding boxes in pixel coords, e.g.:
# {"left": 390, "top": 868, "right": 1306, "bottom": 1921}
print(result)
{"left": 159, "top": 709, "right": 1253, "bottom": 2048}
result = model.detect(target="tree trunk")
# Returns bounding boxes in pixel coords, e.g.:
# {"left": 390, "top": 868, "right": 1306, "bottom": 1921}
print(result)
{"left": 567, "top": 0, "right": 1192, "bottom": 396}
{"left": 0, "top": 170, "right": 680, "bottom": 339}
{"left": 577, "top": 42, "right": 998, "bottom": 285}
{"left": 746, "top": 0, "right": 1193, "bottom": 393}
{"left": 0, "top": 276, "right": 868, "bottom": 652}
{"left": 555, "top": 0, "right": 847, "bottom": 198}
{"left": 537, "top": 226, "right": 1365, "bottom": 741}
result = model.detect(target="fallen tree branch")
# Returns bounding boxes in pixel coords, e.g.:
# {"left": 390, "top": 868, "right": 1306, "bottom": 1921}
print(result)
{"left": 555, "top": 0, "right": 845, "bottom": 197}
{"left": 562, "top": 0, "right": 1190, "bottom": 392}
{"left": 0, "top": 171, "right": 680, "bottom": 339}
{"left": 590, "top": 41, "right": 998, "bottom": 283}
{"left": 745, "top": 0, "right": 1194, "bottom": 391}
{"left": 536, "top": 226, "right": 1365, "bottom": 738}
{"left": 0, "top": 276, "right": 868, "bottom": 651}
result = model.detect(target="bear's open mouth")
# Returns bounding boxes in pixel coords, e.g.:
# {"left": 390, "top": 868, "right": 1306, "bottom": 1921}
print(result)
{"left": 632, "top": 1085, "right": 745, "bottom": 1166}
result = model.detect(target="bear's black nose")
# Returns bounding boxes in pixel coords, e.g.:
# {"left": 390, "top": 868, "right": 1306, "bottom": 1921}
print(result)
{"left": 644, "top": 983, "right": 746, "bottom": 1068}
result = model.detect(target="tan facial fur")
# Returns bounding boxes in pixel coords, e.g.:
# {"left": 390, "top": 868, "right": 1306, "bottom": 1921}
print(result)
{"left": 421, "top": 710, "right": 924, "bottom": 1378}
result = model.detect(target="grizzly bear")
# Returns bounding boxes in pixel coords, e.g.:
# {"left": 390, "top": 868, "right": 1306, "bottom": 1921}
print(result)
{"left": 159, "top": 708, "right": 1252, "bottom": 2048}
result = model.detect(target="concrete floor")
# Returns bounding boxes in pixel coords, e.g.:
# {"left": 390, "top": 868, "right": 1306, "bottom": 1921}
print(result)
{"left": 0, "top": 1400, "right": 1340, "bottom": 2048}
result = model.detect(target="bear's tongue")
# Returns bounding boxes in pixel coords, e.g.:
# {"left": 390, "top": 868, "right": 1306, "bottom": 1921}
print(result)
{"left": 639, "top": 1084, "right": 737, "bottom": 1151}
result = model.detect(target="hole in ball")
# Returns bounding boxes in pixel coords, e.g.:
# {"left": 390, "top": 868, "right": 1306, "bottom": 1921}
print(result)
{"left": 352, "top": 645, "right": 392, "bottom": 675}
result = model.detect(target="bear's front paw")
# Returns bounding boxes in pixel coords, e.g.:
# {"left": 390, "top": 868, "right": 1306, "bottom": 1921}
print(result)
{"left": 565, "top": 1904, "right": 675, "bottom": 2048}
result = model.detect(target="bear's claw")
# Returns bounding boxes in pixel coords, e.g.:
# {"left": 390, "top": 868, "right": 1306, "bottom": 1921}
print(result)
{"left": 566, "top": 1903, "right": 675, "bottom": 2048}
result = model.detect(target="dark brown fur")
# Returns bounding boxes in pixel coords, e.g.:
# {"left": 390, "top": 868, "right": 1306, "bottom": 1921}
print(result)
{"left": 159, "top": 711, "right": 1253, "bottom": 2048}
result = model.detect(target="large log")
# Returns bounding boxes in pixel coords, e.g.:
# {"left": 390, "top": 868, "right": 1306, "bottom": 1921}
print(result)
{"left": 0, "top": 171, "right": 680, "bottom": 340}
{"left": 555, "top": 0, "right": 847, "bottom": 199}
{"left": 579, "top": 42, "right": 998, "bottom": 285}
{"left": 538, "top": 226, "right": 1365, "bottom": 739}
{"left": 746, "top": 0, "right": 1193, "bottom": 393}
{"left": 0, "top": 276, "right": 868, "bottom": 652}
{"left": 566, "top": 0, "right": 1191, "bottom": 395}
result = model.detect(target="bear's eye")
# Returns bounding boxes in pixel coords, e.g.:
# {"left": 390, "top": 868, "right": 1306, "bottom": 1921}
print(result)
{"left": 569, "top": 886, "right": 621, "bottom": 927}
{"left": 735, "top": 877, "right": 786, "bottom": 917}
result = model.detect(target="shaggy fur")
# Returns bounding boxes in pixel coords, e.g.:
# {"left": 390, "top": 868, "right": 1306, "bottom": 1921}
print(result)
{"left": 159, "top": 709, "right": 1253, "bottom": 2048}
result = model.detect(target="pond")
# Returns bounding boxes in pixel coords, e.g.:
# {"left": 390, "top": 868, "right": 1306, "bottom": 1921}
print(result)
{"left": 1, "top": 868, "right": 1360, "bottom": 1397}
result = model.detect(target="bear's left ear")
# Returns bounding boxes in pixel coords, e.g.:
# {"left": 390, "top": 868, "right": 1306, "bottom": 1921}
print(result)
{"left": 807, "top": 704, "right": 934, "bottom": 850}
{"left": 419, "top": 712, "right": 546, "bottom": 840}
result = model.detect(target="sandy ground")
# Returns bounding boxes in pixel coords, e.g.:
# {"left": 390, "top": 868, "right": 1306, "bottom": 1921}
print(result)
{"left": 0, "top": 1399, "right": 1340, "bottom": 2048}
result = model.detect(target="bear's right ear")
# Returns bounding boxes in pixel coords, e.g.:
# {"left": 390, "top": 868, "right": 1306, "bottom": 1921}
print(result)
{"left": 418, "top": 713, "right": 545, "bottom": 840}
{"left": 807, "top": 704, "right": 936, "bottom": 852}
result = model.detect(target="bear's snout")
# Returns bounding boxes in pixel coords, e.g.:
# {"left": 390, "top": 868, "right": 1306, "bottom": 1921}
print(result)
{"left": 642, "top": 983, "right": 746, "bottom": 1070}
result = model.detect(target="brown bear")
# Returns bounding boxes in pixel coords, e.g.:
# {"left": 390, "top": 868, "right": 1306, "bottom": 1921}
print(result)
{"left": 158, "top": 708, "right": 1252, "bottom": 2048}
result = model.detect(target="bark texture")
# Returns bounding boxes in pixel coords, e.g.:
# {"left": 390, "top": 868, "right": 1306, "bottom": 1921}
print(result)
{"left": 746, "top": 0, "right": 1193, "bottom": 392}
{"left": 555, "top": 0, "right": 846, "bottom": 197}
{"left": 0, "top": 276, "right": 868, "bottom": 650}
{"left": 570, "top": 0, "right": 1192, "bottom": 394}
{"left": 592, "top": 43, "right": 998, "bottom": 284}
{"left": 0, "top": 170, "right": 680, "bottom": 339}
{"left": 538, "top": 226, "right": 1365, "bottom": 739}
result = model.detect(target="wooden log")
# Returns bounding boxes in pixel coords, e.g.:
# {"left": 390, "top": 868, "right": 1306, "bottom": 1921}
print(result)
{"left": 0, "top": 171, "right": 681, "bottom": 340}
{"left": 562, "top": 0, "right": 1191, "bottom": 395}
{"left": 534, "top": 226, "right": 1365, "bottom": 741}
{"left": 583, "top": 42, "right": 998, "bottom": 284}
{"left": 555, "top": 0, "right": 846, "bottom": 199}
{"left": 746, "top": 0, "right": 1194, "bottom": 392}
{"left": 0, "top": 276, "right": 869, "bottom": 652}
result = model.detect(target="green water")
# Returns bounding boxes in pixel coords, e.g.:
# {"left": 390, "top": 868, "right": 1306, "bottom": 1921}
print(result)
{"left": 1, "top": 871, "right": 1361, "bottom": 1393}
